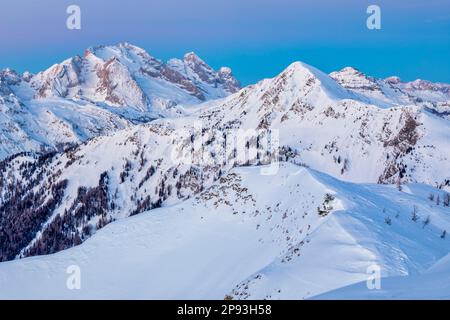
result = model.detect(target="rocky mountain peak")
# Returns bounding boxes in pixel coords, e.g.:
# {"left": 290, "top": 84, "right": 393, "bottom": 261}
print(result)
{"left": 25, "top": 43, "right": 241, "bottom": 108}
{"left": 385, "top": 76, "right": 401, "bottom": 84}
{"left": 278, "top": 61, "right": 351, "bottom": 101}
{"left": 330, "top": 66, "right": 375, "bottom": 85}
{"left": 183, "top": 51, "right": 205, "bottom": 64}
{"left": 0, "top": 68, "right": 22, "bottom": 86}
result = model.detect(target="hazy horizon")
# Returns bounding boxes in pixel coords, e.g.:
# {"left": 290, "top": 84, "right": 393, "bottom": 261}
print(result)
{"left": 1, "top": 0, "right": 449, "bottom": 85}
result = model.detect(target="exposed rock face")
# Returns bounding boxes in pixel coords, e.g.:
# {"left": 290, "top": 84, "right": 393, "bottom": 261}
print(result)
{"left": 379, "top": 111, "right": 421, "bottom": 183}
{"left": 183, "top": 52, "right": 215, "bottom": 83}
{"left": 95, "top": 57, "right": 148, "bottom": 111}
{"left": 0, "top": 69, "right": 21, "bottom": 96}
{"left": 385, "top": 76, "right": 401, "bottom": 84}
{"left": 167, "top": 51, "right": 241, "bottom": 99}
{"left": 158, "top": 65, "right": 206, "bottom": 100}
{"left": 405, "top": 79, "right": 450, "bottom": 93}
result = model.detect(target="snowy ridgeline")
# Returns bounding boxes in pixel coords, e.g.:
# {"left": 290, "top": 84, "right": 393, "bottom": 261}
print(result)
{"left": 0, "top": 163, "right": 449, "bottom": 299}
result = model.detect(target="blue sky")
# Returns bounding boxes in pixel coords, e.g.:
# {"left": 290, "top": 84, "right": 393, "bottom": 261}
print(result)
{"left": 0, "top": 0, "right": 449, "bottom": 85}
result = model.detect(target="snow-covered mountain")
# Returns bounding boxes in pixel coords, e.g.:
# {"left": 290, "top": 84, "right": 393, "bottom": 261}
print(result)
{"left": 0, "top": 54, "right": 449, "bottom": 299}
{"left": 195, "top": 62, "right": 450, "bottom": 186}
{"left": 0, "top": 163, "right": 449, "bottom": 299}
{"left": 330, "top": 66, "right": 450, "bottom": 111}
{"left": 0, "top": 42, "right": 240, "bottom": 160}
{"left": 1, "top": 60, "right": 449, "bottom": 264}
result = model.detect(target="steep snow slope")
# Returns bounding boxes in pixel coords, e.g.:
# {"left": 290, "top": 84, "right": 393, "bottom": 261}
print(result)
{"left": 228, "top": 177, "right": 450, "bottom": 299}
{"left": 0, "top": 163, "right": 448, "bottom": 299}
{"left": 0, "top": 43, "right": 240, "bottom": 160}
{"left": 314, "top": 253, "right": 450, "bottom": 300}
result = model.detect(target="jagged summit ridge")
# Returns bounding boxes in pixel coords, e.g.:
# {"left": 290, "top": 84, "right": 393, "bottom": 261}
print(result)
{"left": 330, "top": 66, "right": 450, "bottom": 107}
{"left": 0, "top": 43, "right": 241, "bottom": 159}
{"left": 32, "top": 42, "right": 240, "bottom": 104}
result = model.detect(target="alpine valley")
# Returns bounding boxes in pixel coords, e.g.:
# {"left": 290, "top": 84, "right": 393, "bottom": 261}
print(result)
{"left": 0, "top": 43, "right": 449, "bottom": 299}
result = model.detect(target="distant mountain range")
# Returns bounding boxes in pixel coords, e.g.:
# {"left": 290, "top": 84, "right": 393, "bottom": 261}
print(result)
{"left": 0, "top": 43, "right": 240, "bottom": 159}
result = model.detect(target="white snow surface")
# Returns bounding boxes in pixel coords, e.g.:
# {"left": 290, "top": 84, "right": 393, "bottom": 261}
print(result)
{"left": 1, "top": 163, "right": 449, "bottom": 299}
{"left": 314, "top": 253, "right": 450, "bottom": 300}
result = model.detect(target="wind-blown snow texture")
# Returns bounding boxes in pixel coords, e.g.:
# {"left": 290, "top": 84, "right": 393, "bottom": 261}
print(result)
{"left": 0, "top": 45, "right": 449, "bottom": 299}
